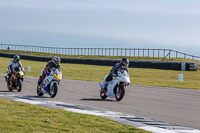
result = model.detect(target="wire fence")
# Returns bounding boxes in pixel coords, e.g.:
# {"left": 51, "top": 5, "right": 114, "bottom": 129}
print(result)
{"left": 1, "top": 44, "right": 200, "bottom": 61}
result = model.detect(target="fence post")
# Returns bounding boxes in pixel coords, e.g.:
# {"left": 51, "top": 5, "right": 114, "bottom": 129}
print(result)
{"left": 138, "top": 49, "right": 139, "bottom": 57}
{"left": 176, "top": 51, "right": 178, "bottom": 58}
{"left": 148, "top": 49, "right": 149, "bottom": 57}
{"left": 134, "top": 48, "right": 135, "bottom": 57}
{"left": 158, "top": 49, "right": 159, "bottom": 58}
{"left": 163, "top": 49, "right": 165, "bottom": 57}
{"left": 143, "top": 49, "right": 144, "bottom": 57}
{"left": 153, "top": 49, "right": 154, "bottom": 57}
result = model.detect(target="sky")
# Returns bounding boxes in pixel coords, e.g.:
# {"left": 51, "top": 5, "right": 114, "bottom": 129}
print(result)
{"left": 0, "top": 0, "right": 200, "bottom": 56}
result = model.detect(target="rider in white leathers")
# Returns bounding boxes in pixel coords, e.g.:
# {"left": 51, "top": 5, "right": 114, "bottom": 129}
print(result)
{"left": 6, "top": 55, "right": 24, "bottom": 85}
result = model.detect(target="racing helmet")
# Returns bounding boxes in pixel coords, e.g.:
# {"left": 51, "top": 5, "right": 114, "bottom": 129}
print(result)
{"left": 13, "top": 55, "right": 20, "bottom": 63}
{"left": 120, "top": 57, "right": 129, "bottom": 67}
{"left": 52, "top": 56, "right": 60, "bottom": 66}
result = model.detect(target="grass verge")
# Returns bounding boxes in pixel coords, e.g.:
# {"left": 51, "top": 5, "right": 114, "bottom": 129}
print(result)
{"left": 0, "top": 98, "right": 148, "bottom": 133}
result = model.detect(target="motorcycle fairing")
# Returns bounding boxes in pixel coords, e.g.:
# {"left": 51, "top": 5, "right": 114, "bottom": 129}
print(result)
{"left": 106, "top": 78, "right": 119, "bottom": 98}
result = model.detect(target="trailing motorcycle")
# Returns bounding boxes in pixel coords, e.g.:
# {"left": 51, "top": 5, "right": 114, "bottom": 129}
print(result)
{"left": 99, "top": 69, "right": 130, "bottom": 101}
{"left": 5, "top": 67, "right": 24, "bottom": 92}
{"left": 37, "top": 68, "right": 62, "bottom": 98}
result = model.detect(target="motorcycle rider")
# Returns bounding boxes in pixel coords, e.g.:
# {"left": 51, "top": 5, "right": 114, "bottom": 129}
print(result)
{"left": 101, "top": 57, "right": 129, "bottom": 89}
{"left": 6, "top": 55, "right": 24, "bottom": 85}
{"left": 38, "top": 56, "right": 61, "bottom": 86}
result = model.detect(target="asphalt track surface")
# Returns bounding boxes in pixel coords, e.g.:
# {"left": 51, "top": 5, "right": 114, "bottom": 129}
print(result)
{"left": 0, "top": 74, "right": 200, "bottom": 129}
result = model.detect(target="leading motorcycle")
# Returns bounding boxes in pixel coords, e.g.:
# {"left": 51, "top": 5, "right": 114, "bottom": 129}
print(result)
{"left": 99, "top": 69, "right": 130, "bottom": 101}
{"left": 37, "top": 68, "right": 62, "bottom": 98}
{"left": 5, "top": 67, "right": 25, "bottom": 92}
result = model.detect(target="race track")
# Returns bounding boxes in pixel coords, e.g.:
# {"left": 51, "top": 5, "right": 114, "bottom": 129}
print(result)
{"left": 0, "top": 74, "right": 200, "bottom": 129}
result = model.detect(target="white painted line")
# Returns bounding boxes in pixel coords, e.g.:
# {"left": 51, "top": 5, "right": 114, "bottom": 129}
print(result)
{"left": 15, "top": 99, "right": 42, "bottom": 105}
{"left": 64, "top": 109, "right": 107, "bottom": 116}
{"left": 139, "top": 126, "right": 177, "bottom": 133}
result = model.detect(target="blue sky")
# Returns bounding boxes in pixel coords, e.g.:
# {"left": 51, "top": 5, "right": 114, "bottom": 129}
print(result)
{"left": 0, "top": 0, "right": 200, "bottom": 56}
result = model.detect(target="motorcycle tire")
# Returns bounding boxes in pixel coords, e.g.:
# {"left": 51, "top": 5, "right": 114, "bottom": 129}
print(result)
{"left": 115, "top": 86, "right": 125, "bottom": 101}
{"left": 17, "top": 80, "right": 22, "bottom": 92}
{"left": 50, "top": 83, "right": 58, "bottom": 98}
{"left": 100, "top": 88, "right": 107, "bottom": 99}
{"left": 37, "top": 86, "right": 44, "bottom": 96}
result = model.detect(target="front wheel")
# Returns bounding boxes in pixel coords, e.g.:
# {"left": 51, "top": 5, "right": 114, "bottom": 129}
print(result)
{"left": 100, "top": 88, "right": 107, "bottom": 99}
{"left": 17, "top": 80, "right": 22, "bottom": 92}
{"left": 115, "top": 86, "right": 125, "bottom": 101}
{"left": 50, "top": 83, "right": 58, "bottom": 98}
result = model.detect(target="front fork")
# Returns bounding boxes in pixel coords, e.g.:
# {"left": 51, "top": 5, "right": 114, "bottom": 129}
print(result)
{"left": 50, "top": 81, "right": 59, "bottom": 90}
{"left": 116, "top": 83, "right": 125, "bottom": 93}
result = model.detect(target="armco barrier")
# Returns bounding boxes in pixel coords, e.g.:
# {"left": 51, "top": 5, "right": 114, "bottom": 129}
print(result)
{"left": 0, "top": 53, "right": 197, "bottom": 71}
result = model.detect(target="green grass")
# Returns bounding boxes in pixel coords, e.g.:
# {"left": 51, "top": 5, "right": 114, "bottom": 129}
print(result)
{"left": 0, "top": 56, "right": 200, "bottom": 89}
{"left": 0, "top": 98, "right": 148, "bottom": 133}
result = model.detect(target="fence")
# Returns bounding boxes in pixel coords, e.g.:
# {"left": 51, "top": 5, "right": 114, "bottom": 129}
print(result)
{"left": 1, "top": 44, "right": 200, "bottom": 61}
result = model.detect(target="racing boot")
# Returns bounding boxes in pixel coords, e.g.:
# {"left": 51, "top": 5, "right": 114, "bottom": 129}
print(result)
{"left": 101, "top": 81, "right": 108, "bottom": 91}
{"left": 37, "top": 76, "right": 43, "bottom": 87}
{"left": 5, "top": 75, "right": 10, "bottom": 86}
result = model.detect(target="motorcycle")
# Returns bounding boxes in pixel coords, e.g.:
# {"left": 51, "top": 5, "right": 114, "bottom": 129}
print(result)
{"left": 37, "top": 68, "right": 62, "bottom": 98}
{"left": 5, "top": 67, "right": 25, "bottom": 92}
{"left": 99, "top": 69, "right": 130, "bottom": 101}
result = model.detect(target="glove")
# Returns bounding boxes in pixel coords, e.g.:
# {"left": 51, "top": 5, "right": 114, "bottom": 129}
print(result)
{"left": 112, "top": 74, "right": 117, "bottom": 77}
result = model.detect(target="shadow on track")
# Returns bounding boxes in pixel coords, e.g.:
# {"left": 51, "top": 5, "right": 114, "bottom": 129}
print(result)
{"left": 80, "top": 98, "right": 114, "bottom": 101}
{"left": 0, "top": 90, "right": 13, "bottom": 92}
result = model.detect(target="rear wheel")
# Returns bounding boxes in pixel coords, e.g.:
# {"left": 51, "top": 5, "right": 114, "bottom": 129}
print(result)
{"left": 115, "top": 86, "right": 125, "bottom": 101}
{"left": 50, "top": 83, "right": 58, "bottom": 98}
{"left": 37, "top": 85, "right": 44, "bottom": 96}
{"left": 100, "top": 88, "right": 107, "bottom": 99}
{"left": 17, "top": 80, "right": 22, "bottom": 92}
